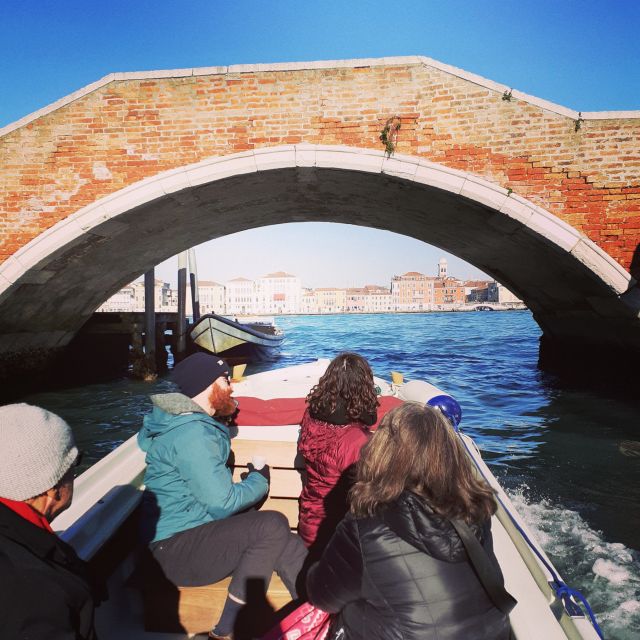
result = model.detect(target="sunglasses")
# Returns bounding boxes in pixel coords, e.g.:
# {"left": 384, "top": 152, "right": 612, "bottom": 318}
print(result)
{"left": 64, "top": 451, "right": 85, "bottom": 480}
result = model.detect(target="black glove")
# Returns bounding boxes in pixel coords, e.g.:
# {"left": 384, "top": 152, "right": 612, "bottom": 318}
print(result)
{"left": 247, "top": 463, "right": 270, "bottom": 483}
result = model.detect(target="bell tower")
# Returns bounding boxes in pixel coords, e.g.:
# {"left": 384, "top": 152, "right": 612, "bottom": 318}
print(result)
{"left": 438, "top": 257, "right": 448, "bottom": 278}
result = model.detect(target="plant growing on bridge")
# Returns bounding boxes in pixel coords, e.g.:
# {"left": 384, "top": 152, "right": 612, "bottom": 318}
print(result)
{"left": 380, "top": 116, "right": 401, "bottom": 156}
{"left": 574, "top": 112, "right": 584, "bottom": 132}
{"left": 502, "top": 89, "right": 513, "bottom": 101}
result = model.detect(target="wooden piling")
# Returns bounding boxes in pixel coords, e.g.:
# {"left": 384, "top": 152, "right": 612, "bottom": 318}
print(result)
{"left": 176, "top": 252, "right": 188, "bottom": 360}
{"left": 143, "top": 269, "right": 157, "bottom": 379}
{"left": 188, "top": 248, "right": 201, "bottom": 323}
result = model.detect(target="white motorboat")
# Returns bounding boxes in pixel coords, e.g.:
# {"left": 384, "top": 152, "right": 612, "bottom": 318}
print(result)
{"left": 51, "top": 359, "right": 602, "bottom": 639}
{"left": 190, "top": 313, "right": 284, "bottom": 365}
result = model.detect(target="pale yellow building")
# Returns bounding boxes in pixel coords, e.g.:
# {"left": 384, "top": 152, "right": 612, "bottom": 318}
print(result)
{"left": 315, "top": 288, "right": 346, "bottom": 313}
{"left": 196, "top": 280, "right": 225, "bottom": 315}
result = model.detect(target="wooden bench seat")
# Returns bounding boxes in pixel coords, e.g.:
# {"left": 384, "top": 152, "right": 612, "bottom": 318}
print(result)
{"left": 143, "top": 573, "right": 292, "bottom": 634}
{"left": 143, "top": 437, "right": 303, "bottom": 634}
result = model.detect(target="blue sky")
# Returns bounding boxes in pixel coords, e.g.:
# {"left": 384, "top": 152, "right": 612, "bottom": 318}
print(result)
{"left": 2, "top": 0, "right": 639, "bottom": 287}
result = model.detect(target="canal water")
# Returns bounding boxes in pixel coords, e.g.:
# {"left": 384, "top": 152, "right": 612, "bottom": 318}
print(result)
{"left": 21, "top": 311, "right": 640, "bottom": 639}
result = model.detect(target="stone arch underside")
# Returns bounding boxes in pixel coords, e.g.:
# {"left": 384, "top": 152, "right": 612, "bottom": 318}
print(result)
{"left": 0, "top": 147, "right": 638, "bottom": 382}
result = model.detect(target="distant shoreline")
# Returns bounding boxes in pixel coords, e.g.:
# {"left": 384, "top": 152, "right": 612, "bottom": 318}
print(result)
{"left": 229, "top": 307, "right": 528, "bottom": 318}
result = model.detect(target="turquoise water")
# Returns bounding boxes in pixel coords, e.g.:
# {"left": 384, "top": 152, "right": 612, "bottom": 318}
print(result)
{"left": 22, "top": 311, "right": 640, "bottom": 639}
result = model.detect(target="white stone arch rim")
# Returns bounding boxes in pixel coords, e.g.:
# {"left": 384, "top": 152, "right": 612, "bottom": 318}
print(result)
{"left": 0, "top": 144, "right": 633, "bottom": 297}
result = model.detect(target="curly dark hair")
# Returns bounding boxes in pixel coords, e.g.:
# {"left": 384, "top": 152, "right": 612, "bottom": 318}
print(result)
{"left": 306, "top": 352, "right": 379, "bottom": 422}
{"left": 350, "top": 402, "right": 497, "bottom": 524}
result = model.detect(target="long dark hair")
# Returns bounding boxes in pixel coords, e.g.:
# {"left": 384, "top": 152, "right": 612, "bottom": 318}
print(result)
{"left": 306, "top": 352, "right": 379, "bottom": 422}
{"left": 350, "top": 402, "right": 497, "bottom": 524}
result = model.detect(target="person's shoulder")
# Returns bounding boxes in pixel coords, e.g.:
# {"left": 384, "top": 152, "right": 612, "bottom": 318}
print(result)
{"left": 0, "top": 540, "right": 17, "bottom": 570}
{"left": 300, "top": 408, "right": 320, "bottom": 430}
{"left": 338, "top": 423, "right": 371, "bottom": 449}
{"left": 347, "top": 422, "right": 372, "bottom": 438}
{"left": 334, "top": 512, "right": 361, "bottom": 539}
{"left": 338, "top": 510, "right": 386, "bottom": 547}
{"left": 326, "top": 426, "right": 368, "bottom": 469}
{"left": 0, "top": 528, "right": 44, "bottom": 578}
{"left": 172, "top": 413, "right": 223, "bottom": 442}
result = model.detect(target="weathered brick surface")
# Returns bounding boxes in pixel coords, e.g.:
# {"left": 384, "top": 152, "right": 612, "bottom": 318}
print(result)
{"left": 1, "top": 61, "right": 639, "bottom": 272}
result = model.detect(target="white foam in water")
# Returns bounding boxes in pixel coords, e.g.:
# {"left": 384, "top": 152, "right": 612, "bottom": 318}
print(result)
{"left": 507, "top": 487, "right": 640, "bottom": 640}
{"left": 593, "top": 559, "right": 631, "bottom": 585}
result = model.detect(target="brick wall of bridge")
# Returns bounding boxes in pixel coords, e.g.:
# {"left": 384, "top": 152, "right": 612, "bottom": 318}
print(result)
{"left": 1, "top": 59, "right": 639, "bottom": 273}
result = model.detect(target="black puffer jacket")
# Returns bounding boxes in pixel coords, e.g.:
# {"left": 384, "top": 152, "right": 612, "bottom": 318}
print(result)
{"left": 307, "top": 491, "right": 511, "bottom": 640}
{"left": 0, "top": 502, "right": 98, "bottom": 639}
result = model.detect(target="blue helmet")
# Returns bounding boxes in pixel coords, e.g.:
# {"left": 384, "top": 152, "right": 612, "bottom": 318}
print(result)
{"left": 426, "top": 394, "right": 462, "bottom": 430}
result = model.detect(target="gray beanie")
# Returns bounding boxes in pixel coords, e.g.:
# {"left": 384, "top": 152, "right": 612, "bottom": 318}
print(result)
{"left": 0, "top": 403, "right": 78, "bottom": 501}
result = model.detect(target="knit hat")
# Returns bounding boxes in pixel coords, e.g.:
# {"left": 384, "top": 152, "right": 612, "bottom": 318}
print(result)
{"left": 171, "top": 352, "right": 230, "bottom": 398}
{"left": 0, "top": 403, "right": 79, "bottom": 501}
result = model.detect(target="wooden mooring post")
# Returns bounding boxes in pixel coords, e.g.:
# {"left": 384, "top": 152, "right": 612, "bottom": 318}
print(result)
{"left": 130, "top": 269, "right": 158, "bottom": 380}
{"left": 188, "top": 248, "right": 201, "bottom": 323}
{"left": 176, "top": 251, "right": 188, "bottom": 361}
{"left": 143, "top": 269, "right": 157, "bottom": 379}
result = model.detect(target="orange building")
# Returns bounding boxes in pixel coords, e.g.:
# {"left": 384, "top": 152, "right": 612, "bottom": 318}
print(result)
{"left": 433, "top": 277, "right": 466, "bottom": 306}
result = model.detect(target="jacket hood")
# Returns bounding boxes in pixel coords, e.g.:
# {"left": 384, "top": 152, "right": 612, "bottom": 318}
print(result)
{"left": 150, "top": 392, "right": 204, "bottom": 416}
{"left": 310, "top": 398, "right": 377, "bottom": 427}
{"left": 138, "top": 393, "right": 214, "bottom": 451}
{"left": 383, "top": 491, "right": 483, "bottom": 563}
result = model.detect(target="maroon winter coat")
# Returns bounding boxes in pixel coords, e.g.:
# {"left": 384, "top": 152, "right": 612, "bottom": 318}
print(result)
{"left": 297, "top": 407, "right": 371, "bottom": 551}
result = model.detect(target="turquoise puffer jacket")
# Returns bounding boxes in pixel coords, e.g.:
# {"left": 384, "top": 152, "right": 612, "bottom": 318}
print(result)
{"left": 138, "top": 393, "right": 268, "bottom": 543}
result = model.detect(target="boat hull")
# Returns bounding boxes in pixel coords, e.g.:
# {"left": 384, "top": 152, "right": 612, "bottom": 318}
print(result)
{"left": 190, "top": 313, "right": 284, "bottom": 364}
{"left": 52, "top": 360, "right": 601, "bottom": 640}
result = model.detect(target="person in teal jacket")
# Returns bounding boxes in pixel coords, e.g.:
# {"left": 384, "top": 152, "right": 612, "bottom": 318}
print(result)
{"left": 138, "top": 353, "right": 307, "bottom": 640}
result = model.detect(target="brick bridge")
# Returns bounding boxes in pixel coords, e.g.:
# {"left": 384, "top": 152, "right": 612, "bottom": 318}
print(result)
{"left": 1, "top": 56, "right": 639, "bottom": 385}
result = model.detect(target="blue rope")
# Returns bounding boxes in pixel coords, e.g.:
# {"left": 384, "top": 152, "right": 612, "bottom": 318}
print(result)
{"left": 457, "top": 433, "right": 605, "bottom": 639}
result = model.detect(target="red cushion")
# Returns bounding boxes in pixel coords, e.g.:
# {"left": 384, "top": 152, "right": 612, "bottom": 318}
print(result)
{"left": 234, "top": 395, "right": 403, "bottom": 427}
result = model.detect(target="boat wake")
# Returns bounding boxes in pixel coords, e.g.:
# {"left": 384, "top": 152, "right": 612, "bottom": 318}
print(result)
{"left": 508, "top": 487, "right": 640, "bottom": 640}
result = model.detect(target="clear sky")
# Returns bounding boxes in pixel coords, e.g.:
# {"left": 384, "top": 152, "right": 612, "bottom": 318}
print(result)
{"left": 2, "top": 0, "right": 639, "bottom": 287}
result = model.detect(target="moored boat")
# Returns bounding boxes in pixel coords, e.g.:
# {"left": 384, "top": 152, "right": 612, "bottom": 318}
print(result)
{"left": 190, "top": 313, "right": 284, "bottom": 364}
{"left": 52, "top": 359, "right": 603, "bottom": 639}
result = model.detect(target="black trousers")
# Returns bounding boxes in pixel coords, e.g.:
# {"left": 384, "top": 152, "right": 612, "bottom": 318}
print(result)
{"left": 149, "top": 510, "right": 307, "bottom": 601}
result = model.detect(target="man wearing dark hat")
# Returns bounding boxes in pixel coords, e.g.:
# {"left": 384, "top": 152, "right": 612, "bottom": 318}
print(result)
{"left": 138, "top": 352, "right": 307, "bottom": 639}
{"left": 0, "top": 403, "right": 97, "bottom": 639}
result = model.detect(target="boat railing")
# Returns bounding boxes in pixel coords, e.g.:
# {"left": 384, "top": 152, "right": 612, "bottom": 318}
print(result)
{"left": 53, "top": 434, "right": 146, "bottom": 561}
{"left": 461, "top": 434, "right": 602, "bottom": 640}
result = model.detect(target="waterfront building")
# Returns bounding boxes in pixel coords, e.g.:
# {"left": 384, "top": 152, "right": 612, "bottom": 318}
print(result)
{"left": 488, "top": 281, "right": 523, "bottom": 305}
{"left": 131, "top": 281, "right": 146, "bottom": 310}
{"left": 97, "top": 284, "right": 135, "bottom": 312}
{"left": 225, "top": 277, "right": 255, "bottom": 315}
{"left": 300, "top": 289, "right": 318, "bottom": 314}
{"left": 96, "top": 266, "right": 525, "bottom": 317}
{"left": 314, "top": 287, "right": 346, "bottom": 313}
{"left": 255, "top": 271, "right": 302, "bottom": 314}
{"left": 195, "top": 280, "right": 225, "bottom": 315}
{"left": 391, "top": 272, "right": 435, "bottom": 311}
{"left": 433, "top": 277, "right": 466, "bottom": 307}
{"left": 97, "top": 279, "right": 172, "bottom": 312}
{"left": 345, "top": 287, "right": 369, "bottom": 313}
{"left": 464, "top": 280, "right": 491, "bottom": 303}
{"left": 362, "top": 285, "right": 393, "bottom": 313}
